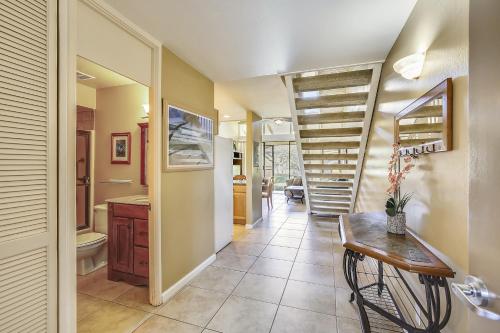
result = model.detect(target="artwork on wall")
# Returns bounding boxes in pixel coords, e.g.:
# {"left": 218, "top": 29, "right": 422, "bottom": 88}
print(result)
{"left": 165, "top": 105, "right": 214, "bottom": 170}
{"left": 111, "top": 132, "right": 131, "bottom": 164}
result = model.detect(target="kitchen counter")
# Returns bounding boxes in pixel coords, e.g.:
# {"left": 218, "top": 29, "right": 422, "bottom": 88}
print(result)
{"left": 105, "top": 195, "right": 149, "bottom": 206}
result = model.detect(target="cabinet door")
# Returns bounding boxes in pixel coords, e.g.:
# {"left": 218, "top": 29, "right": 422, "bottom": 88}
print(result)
{"left": 233, "top": 192, "right": 246, "bottom": 223}
{"left": 134, "top": 219, "right": 148, "bottom": 247}
{"left": 111, "top": 217, "right": 134, "bottom": 273}
{"left": 134, "top": 246, "right": 149, "bottom": 278}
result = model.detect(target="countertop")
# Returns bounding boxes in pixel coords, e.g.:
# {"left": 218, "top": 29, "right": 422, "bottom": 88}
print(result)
{"left": 105, "top": 195, "right": 149, "bottom": 206}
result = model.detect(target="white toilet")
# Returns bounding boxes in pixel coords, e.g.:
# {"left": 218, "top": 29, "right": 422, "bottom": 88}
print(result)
{"left": 76, "top": 204, "right": 108, "bottom": 275}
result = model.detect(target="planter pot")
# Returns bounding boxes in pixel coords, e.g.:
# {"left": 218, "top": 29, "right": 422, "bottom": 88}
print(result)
{"left": 386, "top": 213, "right": 406, "bottom": 235}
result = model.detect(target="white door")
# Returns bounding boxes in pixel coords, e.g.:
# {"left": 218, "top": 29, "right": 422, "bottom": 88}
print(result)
{"left": 452, "top": 2, "right": 500, "bottom": 332}
{"left": 0, "top": 0, "right": 58, "bottom": 331}
{"left": 214, "top": 136, "right": 234, "bottom": 252}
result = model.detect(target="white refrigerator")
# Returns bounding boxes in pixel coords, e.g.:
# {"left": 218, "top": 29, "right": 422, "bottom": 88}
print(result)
{"left": 214, "top": 136, "right": 234, "bottom": 252}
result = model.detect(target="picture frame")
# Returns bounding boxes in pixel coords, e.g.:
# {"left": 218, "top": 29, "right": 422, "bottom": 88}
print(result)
{"left": 164, "top": 105, "right": 214, "bottom": 171}
{"left": 111, "top": 132, "right": 131, "bottom": 164}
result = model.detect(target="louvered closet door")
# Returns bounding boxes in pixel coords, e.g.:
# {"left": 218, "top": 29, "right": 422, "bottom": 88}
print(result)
{"left": 0, "top": 0, "right": 58, "bottom": 332}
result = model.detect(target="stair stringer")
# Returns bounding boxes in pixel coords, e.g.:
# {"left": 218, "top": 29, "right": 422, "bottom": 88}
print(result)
{"left": 349, "top": 63, "right": 382, "bottom": 213}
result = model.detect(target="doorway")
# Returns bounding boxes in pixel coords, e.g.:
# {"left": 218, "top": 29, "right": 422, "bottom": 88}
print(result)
{"left": 58, "top": 1, "right": 163, "bottom": 331}
{"left": 76, "top": 130, "right": 91, "bottom": 230}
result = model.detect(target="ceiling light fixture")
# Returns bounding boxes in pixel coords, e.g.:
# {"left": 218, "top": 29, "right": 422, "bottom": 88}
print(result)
{"left": 393, "top": 53, "right": 426, "bottom": 80}
{"left": 223, "top": 115, "right": 231, "bottom": 119}
{"left": 274, "top": 119, "right": 284, "bottom": 125}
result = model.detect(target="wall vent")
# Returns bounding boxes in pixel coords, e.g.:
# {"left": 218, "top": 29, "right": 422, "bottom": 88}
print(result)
{"left": 77, "top": 71, "right": 95, "bottom": 81}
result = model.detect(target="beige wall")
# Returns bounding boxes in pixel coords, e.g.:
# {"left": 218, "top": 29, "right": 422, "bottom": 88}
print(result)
{"left": 94, "top": 84, "right": 149, "bottom": 204}
{"left": 245, "top": 111, "right": 263, "bottom": 226}
{"left": 76, "top": 83, "right": 96, "bottom": 109}
{"left": 356, "top": 0, "right": 469, "bottom": 270}
{"left": 161, "top": 47, "right": 217, "bottom": 290}
{"left": 355, "top": 1, "right": 469, "bottom": 331}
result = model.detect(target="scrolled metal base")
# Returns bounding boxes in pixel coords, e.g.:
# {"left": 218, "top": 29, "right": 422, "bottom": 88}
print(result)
{"left": 342, "top": 249, "right": 452, "bottom": 333}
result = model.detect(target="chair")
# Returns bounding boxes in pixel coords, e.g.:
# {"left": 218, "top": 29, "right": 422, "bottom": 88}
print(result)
{"left": 262, "top": 177, "right": 274, "bottom": 210}
{"left": 284, "top": 177, "right": 304, "bottom": 203}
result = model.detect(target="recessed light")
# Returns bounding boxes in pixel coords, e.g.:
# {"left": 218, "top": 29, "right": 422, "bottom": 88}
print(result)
{"left": 223, "top": 115, "right": 231, "bottom": 118}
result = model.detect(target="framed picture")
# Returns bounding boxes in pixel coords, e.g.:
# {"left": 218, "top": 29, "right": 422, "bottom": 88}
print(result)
{"left": 165, "top": 105, "right": 214, "bottom": 170}
{"left": 111, "top": 132, "right": 131, "bottom": 164}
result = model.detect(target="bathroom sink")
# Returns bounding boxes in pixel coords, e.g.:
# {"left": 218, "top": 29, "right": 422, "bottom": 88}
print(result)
{"left": 133, "top": 197, "right": 149, "bottom": 204}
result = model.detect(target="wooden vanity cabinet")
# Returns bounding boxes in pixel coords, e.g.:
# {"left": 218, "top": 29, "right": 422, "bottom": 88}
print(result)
{"left": 108, "top": 202, "right": 149, "bottom": 285}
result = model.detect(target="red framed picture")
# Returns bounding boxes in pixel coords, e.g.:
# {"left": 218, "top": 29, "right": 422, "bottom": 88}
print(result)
{"left": 111, "top": 132, "right": 131, "bottom": 164}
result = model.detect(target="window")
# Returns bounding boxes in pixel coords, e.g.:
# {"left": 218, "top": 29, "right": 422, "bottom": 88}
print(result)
{"left": 262, "top": 141, "right": 301, "bottom": 191}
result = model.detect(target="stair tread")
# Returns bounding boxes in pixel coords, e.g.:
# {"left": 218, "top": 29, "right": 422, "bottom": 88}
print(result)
{"left": 298, "top": 111, "right": 365, "bottom": 125}
{"left": 306, "top": 172, "right": 355, "bottom": 179}
{"left": 300, "top": 127, "right": 363, "bottom": 138}
{"left": 295, "top": 92, "right": 368, "bottom": 110}
{"left": 399, "top": 123, "right": 443, "bottom": 134}
{"left": 403, "top": 105, "right": 442, "bottom": 118}
{"left": 303, "top": 153, "right": 358, "bottom": 160}
{"left": 311, "top": 206, "right": 349, "bottom": 211}
{"left": 293, "top": 69, "right": 373, "bottom": 92}
{"left": 301, "top": 141, "right": 360, "bottom": 150}
{"left": 309, "top": 190, "right": 352, "bottom": 198}
{"left": 311, "top": 200, "right": 350, "bottom": 207}
{"left": 399, "top": 137, "right": 441, "bottom": 147}
{"left": 304, "top": 164, "right": 357, "bottom": 170}
{"left": 308, "top": 181, "right": 353, "bottom": 187}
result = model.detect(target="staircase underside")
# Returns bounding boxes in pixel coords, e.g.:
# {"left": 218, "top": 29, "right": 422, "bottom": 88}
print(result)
{"left": 285, "top": 64, "right": 382, "bottom": 217}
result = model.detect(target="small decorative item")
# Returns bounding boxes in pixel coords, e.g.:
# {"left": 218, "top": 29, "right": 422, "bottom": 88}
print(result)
{"left": 165, "top": 105, "right": 214, "bottom": 170}
{"left": 385, "top": 143, "right": 416, "bottom": 234}
{"left": 111, "top": 132, "right": 131, "bottom": 164}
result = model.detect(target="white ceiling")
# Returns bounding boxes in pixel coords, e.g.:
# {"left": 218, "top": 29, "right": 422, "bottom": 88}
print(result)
{"left": 215, "top": 76, "right": 290, "bottom": 121}
{"left": 104, "top": 0, "right": 416, "bottom": 118}
{"left": 77, "top": 56, "right": 138, "bottom": 89}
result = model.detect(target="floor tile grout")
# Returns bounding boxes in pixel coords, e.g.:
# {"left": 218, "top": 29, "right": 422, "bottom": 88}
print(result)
{"left": 81, "top": 197, "right": 360, "bottom": 332}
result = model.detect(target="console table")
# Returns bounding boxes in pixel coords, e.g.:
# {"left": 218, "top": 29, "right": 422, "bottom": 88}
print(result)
{"left": 339, "top": 212, "right": 455, "bottom": 333}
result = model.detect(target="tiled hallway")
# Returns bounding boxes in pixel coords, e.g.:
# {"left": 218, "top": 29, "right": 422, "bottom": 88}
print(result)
{"left": 78, "top": 195, "right": 361, "bottom": 332}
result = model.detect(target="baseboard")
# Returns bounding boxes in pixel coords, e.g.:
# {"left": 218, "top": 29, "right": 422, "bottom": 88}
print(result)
{"left": 161, "top": 254, "right": 216, "bottom": 303}
{"left": 245, "top": 217, "right": 263, "bottom": 229}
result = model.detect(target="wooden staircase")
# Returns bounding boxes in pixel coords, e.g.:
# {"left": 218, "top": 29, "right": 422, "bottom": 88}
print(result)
{"left": 284, "top": 64, "right": 382, "bottom": 216}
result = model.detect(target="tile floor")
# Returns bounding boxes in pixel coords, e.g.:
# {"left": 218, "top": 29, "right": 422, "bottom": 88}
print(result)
{"left": 77, "top": 195, "right": 361, "bottom": 332}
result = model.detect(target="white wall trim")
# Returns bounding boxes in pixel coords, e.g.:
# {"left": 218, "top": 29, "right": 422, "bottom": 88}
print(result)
{"left": 58, "top": 2, "right": 163, "bottom": 332}
{"left": 80, "top": 0, "right": 163, "bottom": 307}
{"left": 58, "top": 1, "right": 77, "bottom": 332}
{"left": 161, "top": 254, "right": 216, "bottom": 303}
{"left": 245, "top": 217, "right": 263, "bottom": 229}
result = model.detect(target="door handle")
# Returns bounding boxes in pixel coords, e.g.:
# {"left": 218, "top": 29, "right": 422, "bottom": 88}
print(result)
{"left": 451, "top": 275, "right": 500, "bottom": 321}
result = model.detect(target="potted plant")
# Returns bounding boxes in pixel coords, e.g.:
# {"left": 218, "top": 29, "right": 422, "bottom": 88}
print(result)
{"left": 385, "top": 144, "right": 415, "bottom": 235}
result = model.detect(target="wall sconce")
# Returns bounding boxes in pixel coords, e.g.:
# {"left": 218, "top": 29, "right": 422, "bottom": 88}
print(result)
{"left": 142, "top": 104, "right": 149, "bottom": 119}
{"left": 393, "top": 53, "right": 426, "bottom": 79}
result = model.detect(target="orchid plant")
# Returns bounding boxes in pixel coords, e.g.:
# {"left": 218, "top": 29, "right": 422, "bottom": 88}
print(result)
{"left": 385, "top": 144, "right": 415, "bottom": 217}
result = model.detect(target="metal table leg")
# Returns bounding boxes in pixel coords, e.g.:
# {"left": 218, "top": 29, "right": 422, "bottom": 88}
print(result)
{"left": 342, "top": 249, "right": 453, "bottom": 333}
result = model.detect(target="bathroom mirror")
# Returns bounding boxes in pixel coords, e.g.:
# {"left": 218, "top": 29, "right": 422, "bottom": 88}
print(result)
{"left": 395, "top": 78, "right": 452, "bottom": 156}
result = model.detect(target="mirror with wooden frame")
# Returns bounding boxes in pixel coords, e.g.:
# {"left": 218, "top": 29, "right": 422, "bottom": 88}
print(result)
{"left": 395, "top": 78, "right": 452, "bottom": 156}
